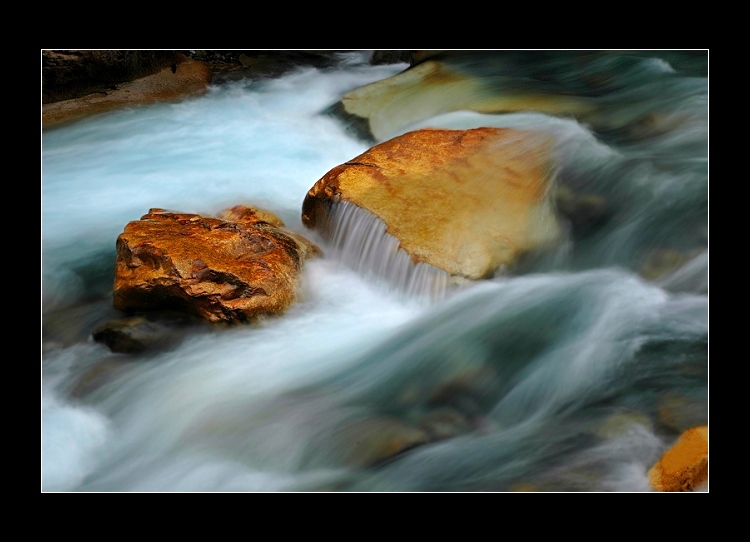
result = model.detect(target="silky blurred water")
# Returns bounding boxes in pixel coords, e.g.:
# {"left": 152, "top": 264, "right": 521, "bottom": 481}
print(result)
{"left": 41, "top": 50, "right": 708, "bottom": 492}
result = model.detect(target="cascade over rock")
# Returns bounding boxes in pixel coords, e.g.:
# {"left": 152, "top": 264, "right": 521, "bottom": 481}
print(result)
{"left": 302, "top": 127, "right": 562, "bottom": 281}
{"left": 113, "top": 206, "right": 319, "bottom": 324}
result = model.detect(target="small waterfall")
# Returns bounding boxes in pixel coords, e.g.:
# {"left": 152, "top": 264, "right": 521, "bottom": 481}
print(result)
{"left": 322, "top": 201, "right": 453, "bottom": 300}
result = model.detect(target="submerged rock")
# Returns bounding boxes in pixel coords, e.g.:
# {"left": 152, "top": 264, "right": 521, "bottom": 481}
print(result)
{"left": 648, "top": 425, "right": 708, "bottom": 492}
{"left": 638, "top": 247, "right": 696, "bottom": 281}
{"left": 91, "top": 313, "right": 205, "bottom": 354}
{"left": 418, "top": 407, "right": 473, "bottom": 442}
{"left": 325, "top": 415, "right": 430, "bottom": 468}
{"left": 656, "top": 250, "right": 708, "bottom": 295}
{"left": 592, "top": 411, "right": 653, "bottom": 440}
{"left": 554, "top": 185, "right": 611, "bottom": 237}
{"left": 113, "top": 206, "right": 319, "bottom": 324}
{"left": 302, "top": 127, "right": 562, "bottom": 281}
{"left": 69, "top": 357, "right": 133, "bottom": 399}
{"left": 656, "top": 394, "right": 709, "bottom": 434}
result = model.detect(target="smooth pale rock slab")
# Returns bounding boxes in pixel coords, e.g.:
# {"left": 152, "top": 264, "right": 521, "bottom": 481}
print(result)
{"left": 302, "top": 127, "right": 562, "bottom": 280}
{"left": 336, "top": 58, "right": 596, "bottom": 142}
{"left": 648, "top": 425, "right": 708, "bottom": 492}
{"left": 113, "top": 206, "right": 319, "bottom": 324}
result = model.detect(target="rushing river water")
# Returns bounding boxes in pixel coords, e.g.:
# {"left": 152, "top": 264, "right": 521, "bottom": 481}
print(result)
{"left": 42, "top": 50, "right": 708, "bottom": 492}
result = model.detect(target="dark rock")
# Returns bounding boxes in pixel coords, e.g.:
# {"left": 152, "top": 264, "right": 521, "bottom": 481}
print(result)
{"left": 555, "top": 185, "right": 611, "bottom": 237}
{"left": 42, "top": 57, "right": 212, "bottom": 129}
{"left": 91, "top": 312, "right": 205, "bottom": 354}
{"left": 182, "top": 50, "right": 350, "bottom": 83}
{"left": 42, "top": 50, "right": 353, "bottom": 129}
{"left": 42, "top": 50, "right": 188, "bottom": 104}
{"left": 369, "top": 51, "right": 419, "bottom": 65}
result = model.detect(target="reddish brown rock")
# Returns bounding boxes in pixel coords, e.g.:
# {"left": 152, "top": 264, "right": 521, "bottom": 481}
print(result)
{"left": 217, "top": 205, "right": 320, "bottom": 261}
{"left": 648, "top": 425, "right": 708, "bottom": 492}
{"left": 113, "top": 206, "right": 319, "bottom": 324}
{"left": 302, "top": 127, "right": 562, "bottom": 280}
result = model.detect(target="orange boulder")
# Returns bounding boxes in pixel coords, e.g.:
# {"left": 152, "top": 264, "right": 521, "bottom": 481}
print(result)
{"left": 648, "top": 425, "right": 708, "bottom": 492}
{"left": 113, "top": 206, "right": 319, "bottom": 324}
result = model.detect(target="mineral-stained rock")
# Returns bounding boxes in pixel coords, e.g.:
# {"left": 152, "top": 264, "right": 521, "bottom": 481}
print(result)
{"left": 217, "top": 205, "right": 321, "bottom": 261}
{"left": 302, "top": 127, "right": 562, "bottom": 280}
{"left": 648, "top": 425, "right": 708, "bottom": 492}
{"left": 113, "top": 206, "right": 319, "bottom": 324}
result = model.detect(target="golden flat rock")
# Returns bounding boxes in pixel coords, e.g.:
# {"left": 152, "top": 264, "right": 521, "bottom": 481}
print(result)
{"left": 302, "top": 127, "right": 561, "bottom": 279}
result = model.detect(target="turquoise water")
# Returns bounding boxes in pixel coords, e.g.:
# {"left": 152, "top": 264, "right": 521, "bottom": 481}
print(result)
{"left": 42, "top": 50, "right": 708, "bottom": 492}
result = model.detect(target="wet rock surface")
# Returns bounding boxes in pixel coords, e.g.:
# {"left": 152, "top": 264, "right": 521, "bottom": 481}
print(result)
{"left": 302, "top": 127, "right": 562, "bottom": 280}
{"left": 113, "top": 206, "right": 319, "bottom": 324}
{"left": 648, "top": 425, "right": 708, "bottom": 491}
